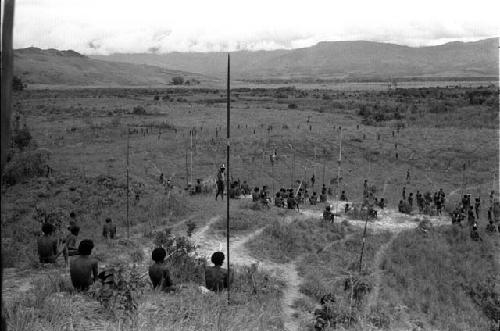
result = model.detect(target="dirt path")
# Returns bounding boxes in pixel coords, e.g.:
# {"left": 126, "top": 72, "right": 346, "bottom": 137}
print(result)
{"left": 190, "top": 213, "right": 307, "bottom": 331}
{"left": 364, "top": 232, "right": 397, "bottom": 312}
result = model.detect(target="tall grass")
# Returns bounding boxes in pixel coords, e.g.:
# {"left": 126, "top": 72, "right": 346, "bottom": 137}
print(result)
{"left": 378, "top": 226, "right": 499, "bottom": 330}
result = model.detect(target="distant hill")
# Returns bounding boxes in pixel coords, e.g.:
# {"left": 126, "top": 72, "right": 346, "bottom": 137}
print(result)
{"left": 13, "top": 47, "right": 216, "bottom": 87}
{"left": 91, "top": 38, "right": 499, "bottom": 82}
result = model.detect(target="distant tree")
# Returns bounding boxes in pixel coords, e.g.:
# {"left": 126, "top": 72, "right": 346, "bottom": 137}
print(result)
{"left": 171, "top": 76, "right": 184, "bottom": 85}
{"left": 13, "top": 76, "right": 25, "bottom": 91}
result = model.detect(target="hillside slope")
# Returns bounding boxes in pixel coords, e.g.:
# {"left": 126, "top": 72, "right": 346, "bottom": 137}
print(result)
{"left": 14, "top": 47, "right": 216, "bottom": 86}
{"left": 91, "top": 38, "right": 499, "bottom": 81}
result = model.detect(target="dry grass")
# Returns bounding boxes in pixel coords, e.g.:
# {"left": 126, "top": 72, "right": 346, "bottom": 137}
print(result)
{"left": 2, "top": 85, "right": 498, "bottom": 329}
{"left": 246, "top": 218, "right": 347, "bottom": 263}
{"left": 376, "top": 226, "right": 499, "bottom": 330}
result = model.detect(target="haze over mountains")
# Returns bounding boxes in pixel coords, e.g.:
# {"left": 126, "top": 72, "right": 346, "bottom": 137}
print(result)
{"left": 13, "top": 38, "right": 498, "bottom": 86}
{"left": 91, "top": 38, "right": 499, "bottom": 82}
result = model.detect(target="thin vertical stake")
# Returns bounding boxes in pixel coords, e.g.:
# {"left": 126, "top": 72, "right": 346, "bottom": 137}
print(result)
{"left": 126, "top": 128, "right": 130, "bottom": 239}
{"left": 226, "top": 53, "right": 231, "bottom": 304}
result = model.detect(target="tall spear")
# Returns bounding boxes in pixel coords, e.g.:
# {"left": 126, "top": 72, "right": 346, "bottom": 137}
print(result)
{"left": 226, "top": 53, "right": 231, "bottom": 303}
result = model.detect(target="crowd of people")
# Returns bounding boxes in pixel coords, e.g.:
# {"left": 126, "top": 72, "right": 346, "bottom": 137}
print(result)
{"left": 36, "top": 211, "right": 231, "bottom": 294}
{"left": 35, "top": 165, "right": 498, "bottom": 296}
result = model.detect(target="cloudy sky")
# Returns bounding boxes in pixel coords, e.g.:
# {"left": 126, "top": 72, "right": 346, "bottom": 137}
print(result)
{"left": 6, "top": 0, "right": 500, "bottom": 54}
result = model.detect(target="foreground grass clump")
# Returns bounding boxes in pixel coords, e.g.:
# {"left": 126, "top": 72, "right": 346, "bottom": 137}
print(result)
{"left": 246, "top": 218, "right": 347, "bottom": 263}
{"left": 4, "top": 234, "right": 285, "bottom": 331}
{"left": 378, "top": 226, "right": 499, "bottom": 330}
{"left": 298, "top": 230, "right": 392, "bottom": 302}
{"left": 2, "top": 149, "right": 49, "bottom": 186}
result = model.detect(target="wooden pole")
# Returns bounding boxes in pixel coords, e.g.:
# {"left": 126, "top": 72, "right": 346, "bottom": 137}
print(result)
{"left": 226, "top": 54, "right": 231, "bottom": 303}
{"left": 337, "top": 127, "right": 342, "bottom": 211}
{"left": 322, "top": 149, "right": 326, "bottom": 187}
{"left": 358, "top": 207, "right": 369, "bottom": 272}
{"left": 272, "top": 160, "right": 275, "bottom": 198}
{"left": 1, "top": 0, "right": 15, "bottom": 173}
{"left": 190, "top": 129, "right": 193, "bottom": 185}
{"left": 126, "top": 128, "right": 130, "bottom": 239}
{"left": 185, "top": 149, "right": 189, "bottom": 188}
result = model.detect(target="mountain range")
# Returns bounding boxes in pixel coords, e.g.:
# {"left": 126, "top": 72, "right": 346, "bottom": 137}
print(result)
{"left": 13, "top": 38, "right": 498, "bottom": 86}
{"left": 91, "top": 38, "right": 499, "bottom": 82}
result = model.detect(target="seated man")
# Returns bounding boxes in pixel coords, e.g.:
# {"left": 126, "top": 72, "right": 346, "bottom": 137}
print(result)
{"left": 37, "top": 223, "right": 59, "bottom": 264}
{"left": 102, "top": 218, "right": 116, "bottom": 239}
{"left": 195, "top": 179, "right": 202, "bottom": 194}
{"left": 287, "top": 193, "right": 297, "bottom": 210}
{"left": 233, "top": 183, "right": 241, "bottom": 197}
{"left": 275, "top": 192, "right": 284, "bottom": 208}
{"left": 470, "top": 223, "right": 482, "bottom": 241}
{"left": 148, "top": 247, "right": 174, "bottom": 292}
{"left": 320, "top": 192, "right": 328, "bottom": 203}
{"left": 297, "top": 191, "right": 304, "bottom": 204}
{"left": 378, "top": 198, "right": 385, "bottom": 209}
{"left": 252, "top": 187, "right": 260, "bottom": 202}
{"left": 485, "top": 219, "right": 497, "bottom": 233}
{"left": 398, "top": 200, "right": 404, "bottom": 213}
{"left": 340, "top": 190, "right": 347, "bottom": 201}
{"left": 323, "top": 205, "right": 334, "bottom": 223}
{"left": 229, "top": 183, "right": 236, "bottom": 199}
{"left": 64, "top": 225, "right": 80, "bottom": 265}
{"left": 70, "top": 240, "right": 98, "bottom": 291}
{"left": 344, "top": 203, "right": 350, "bottom": 214}
{"left": 205, "top": 252, "right": 230, "bottom": 292}
{"left": 309, "top": 192, "right": 318, "bottom": 205}
{"left": 241, "top": 181, "right": 250, "bottom": 195}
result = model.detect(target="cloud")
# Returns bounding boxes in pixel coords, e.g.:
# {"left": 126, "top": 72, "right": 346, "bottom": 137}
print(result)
{"left": 9, "top": 0, "right": 500, "bottom": 54}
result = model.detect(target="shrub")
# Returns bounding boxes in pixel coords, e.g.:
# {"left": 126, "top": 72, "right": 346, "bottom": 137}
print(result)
{"left": 186, "top": 219, "right": 196, "bottom": 237}
{"left": 13, "top": 75, "right": 25, "bottom": 91}
{"left": 2, "top": 149, "right": 49, "bottom": 186}
{"left": 13, "top": 126, "right": 32, "bottom": 151}
{"left": 132, "top": 106, "right": 146, "bottom": 115}
{"left": 171, "top": 76, "right": 184, "bottom": 85}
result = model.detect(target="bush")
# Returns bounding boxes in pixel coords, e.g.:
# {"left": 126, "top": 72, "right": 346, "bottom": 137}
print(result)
{"left": 186, "top": 220, "right": 196, "bottom": 237}
{"left": 13, "top": 75, "right": 25, "bottom": 91}
{"left": 132, "top": 106, "right": 146, "bottom": 115}
{"left": 2, "top": 149, "right": 49, "bottom": 186}
{"left": 13, "top": 126, "right": 32, "bottom": 150}
{"left": 171, "top": 76, "right": 184, "bottom": 85}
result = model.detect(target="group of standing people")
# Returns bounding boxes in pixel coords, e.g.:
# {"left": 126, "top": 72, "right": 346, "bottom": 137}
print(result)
{"left": 398, "top": 187, "right": 446, "bottom": 215}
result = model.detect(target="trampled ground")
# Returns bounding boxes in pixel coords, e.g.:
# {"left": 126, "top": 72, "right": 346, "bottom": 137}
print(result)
{"left": 2, "top": 83, "right": 499, "bottom": 330}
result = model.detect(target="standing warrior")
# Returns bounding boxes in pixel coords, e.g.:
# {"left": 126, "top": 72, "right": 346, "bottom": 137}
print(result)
{"left": 215, "top": 164, "right": 226, "bottom": 201}
{"left": 474, "top": 198, "right": 480, "bottom": 219}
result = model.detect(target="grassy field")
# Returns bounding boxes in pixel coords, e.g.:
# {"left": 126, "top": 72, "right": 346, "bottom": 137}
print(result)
{"left": 376, "top": 226, "right": 500, "bottom": 331}
{"left": 2, "top": 82, "right": 499, "bottom": 330}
